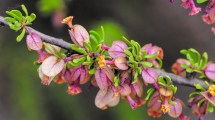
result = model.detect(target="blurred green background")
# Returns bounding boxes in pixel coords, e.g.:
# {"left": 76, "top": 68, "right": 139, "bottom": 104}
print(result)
{"left": 0, "top": 0, "right": 215, "bottom": 120}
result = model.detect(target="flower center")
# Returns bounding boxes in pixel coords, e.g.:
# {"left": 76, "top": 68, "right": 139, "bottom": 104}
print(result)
{"left": 61, "top": 16, "right": 73, "bottom": 28}
{"left": 208, "top": 85, "right": 215, "bottom": 96}
{"left": 161, "top": 104, "right": 170, "bottom": 113}
{"left": 98, "top": 55, "right": 106, "bottom": 68}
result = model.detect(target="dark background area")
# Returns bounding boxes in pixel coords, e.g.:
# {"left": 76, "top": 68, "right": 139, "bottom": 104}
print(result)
{"left": 0, "top": 0, "right": 214, "bottom": 120}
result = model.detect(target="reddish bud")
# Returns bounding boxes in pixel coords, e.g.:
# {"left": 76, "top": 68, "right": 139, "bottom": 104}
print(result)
{"left": 172, "top": 58, "right": 190, "bottom": 77}
{"left": 67, "top": 84, "right": 82, "bottom": 95}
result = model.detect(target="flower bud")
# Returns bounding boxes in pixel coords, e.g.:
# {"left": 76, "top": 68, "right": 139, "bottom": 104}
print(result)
{"left": 26, "top": 33, "right": 43, "bottom": 51}
{"left": 68, "top": 25, "right": 90, "bottom": 47}
{"left": 147, "top": 92, "right": 163, "bottom": 118}
{"left": 141, "top": 43, "right": 163, "bottom": 59}
{"left": 108, "top": 40, "right": 128, "bottom": 58}
{"left": 204, "top": 63, "right": 215, "bottom": 81}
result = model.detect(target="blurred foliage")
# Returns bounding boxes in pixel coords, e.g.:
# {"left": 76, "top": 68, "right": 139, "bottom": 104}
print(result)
{"left": 90, "top": 20, "right": 127, "bottom": 46}
{"left": 37, "top": 0, "right": 65, "bottom": 16}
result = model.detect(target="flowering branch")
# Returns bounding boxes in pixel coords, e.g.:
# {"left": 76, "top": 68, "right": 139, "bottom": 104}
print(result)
{"left": 0, "top": 15, "right": 207, "bottom": 89}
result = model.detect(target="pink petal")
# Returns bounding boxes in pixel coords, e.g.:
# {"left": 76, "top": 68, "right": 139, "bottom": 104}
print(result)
{"left": 142, "top": 68, "right": 158, "bottom": 84}
{"left": 41, "top": 56, "right": 65, "bottom": 77}
{"left": 114, "top": 57, "right": 128, "bottom": 70}
{"left": 132, "top": 80, "right": 143, "bottom": 97}
{"left": 168, "top": 99, "right": 183, "bottom": 118}
{"left": 95, "top": 69, "right": 108, "bottom": 91}
{"left": 120, "top": 84, "right": 131, "bottom": 96}
{"left": 26, "top": 33, "right": 43, "bottom": 51}
{"left": 201, "top": 91, "right": 215, "bottom": 106}
{"left": 108, "top": 40, "right": 128, "bottom": 58}
{"left": 38, "top": 65, "right": 54, "bottom": 85}
{"left": 205, "top": 63, "right": 215, "bottom": 81}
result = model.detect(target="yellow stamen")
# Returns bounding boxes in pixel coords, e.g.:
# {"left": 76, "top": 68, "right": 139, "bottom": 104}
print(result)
{"left": 208, "top": 85, "right": 215, "bottom": 96}
{"left": 161, "top": 104, "right": 170, "bottom": 113}
{"left": 98, "top": 56, "right": 106, "bottom": 68}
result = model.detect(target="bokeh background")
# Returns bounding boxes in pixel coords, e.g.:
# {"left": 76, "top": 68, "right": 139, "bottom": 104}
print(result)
{"left": 0, "top": 0, "right": 215, "bottom": 120}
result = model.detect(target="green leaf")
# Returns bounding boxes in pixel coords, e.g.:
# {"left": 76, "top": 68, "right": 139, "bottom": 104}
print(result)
{"left": 124, "top": 49, "right": 133, "bottom": 57}
{"left": 187, "top": 48, "right": 201, "bottom": 65}
{"left": 186, "top": 67, "right": 193, "bottom": 73}
{"left": 197, "top": 98, "right": 206, "bottom": 107}
{"left": 122, "top": 36, "right": 132, "bottom": 46}
{"left": 6, "top": 11, "right": 21, "bottom": 21}
{"left": 9, "top": 24, "right": 21, "bottom": 31}
{"left": 140, "top": 62, "right": 153, "bottom": 67}
{"left": 198, "top": 52, "right": 208, "bottom": 69}
{"left": 145, "top": 88, "right": 155, "bottom": 100}
{"left": 73, "top": 56, "right": 86, "bottom": 64}
{"left": 208, "top": 103, "right": 214, "bottom": 113}
{"left": 156, "top": 58, "right": 163, "bottom": 68}
{"left": 189, "top": 92, "right": 201, "bottom": 98}
{"left": 4, "top": 17, "right": 17, "bottom": 23}
{"left": 132, "top": 72, "right": 138, "bottom": 84}
{"left": 169, "top": 100, "right": 177, "bottom": 105}
{"left": 197, "top": 0, "right": 208, "bottom": 4}
{"left": 71, "top": 44, "right": 87, "bottom": 54}
{"left": 30, "top": 13, "right": 36, "bottom": 22}
{"left": 84, "top": 41, "right": 92, "bottom": 52}
{"left": 89, "top": 67, "right": 96, "bottom": 75}
{"left": 144, "top": 52, "right": 159, "bottom": 59}
{"left": 21, "top": 4, "right": 28, "bottom": 16}
{"left": 10, "top": 10, "right": 23, "bottom": 18}
{"left": 181, "top": 64, "right": 189, "bottom": 69}
{"left": 180, "top": 49, "right": 188, "bottom": 55}
{"left": 16, "top": 29, "right": 26, "bottom": 42}
{"left": 114, "top": 76, "right": 120, "bottom": 87}
{"left": 168, "top": 85, "right": 177, "bottom": 93}
{"left": 194, "top": 84, "right": 206, "bottom": 91}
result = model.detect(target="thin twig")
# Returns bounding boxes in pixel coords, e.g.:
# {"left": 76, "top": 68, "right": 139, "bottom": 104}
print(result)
{"left": 0, "top": 16, "right": 207, "bottom": 89}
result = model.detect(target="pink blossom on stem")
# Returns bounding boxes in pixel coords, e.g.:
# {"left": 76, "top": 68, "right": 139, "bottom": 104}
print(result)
{"left": 181, "top": 0, "right": 201, "bottom": 15}
{"left": 172, "top": 58, "right": 191, "bottom": 77}
{"left": 26, "top": 33, "right": 43, "bottom": 51}
{"left": 142, "top": 68, "right": 158, "bottom": 84}
{"left": 108, "top": 40, "right": 128, "bottom": 58}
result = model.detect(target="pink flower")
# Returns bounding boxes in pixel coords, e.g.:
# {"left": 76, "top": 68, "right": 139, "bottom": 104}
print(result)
{"left": 172, "top": 58, "right": 191, "bottom": 77}
{"left": 141, "top": 43, "right": 164, "bottom": 59}
{"left": 95, "top": 66, "right": 115, "bottom": 91}
{"left": 108, "top": 40, "right": 128, "bottom": 58}
{"left": 26, "top": 33, "right": 43, "bottom": 51}
{"left": 38, "top": 66, "right": 54, "bottom": 85}
{"left": 147, "top": 92, "right": 163, "bottom": 118}
{"left": 168, "top": 98, "right": 183, "bottom": 118}
{"left": 181, "top": 0, "right": 201, "bottom": 15}
{"left": 67, "top": 83, "right": 82, "bottom": 95}
{"left": 114, "top": 57, "right": 128, "bottom": 70}
{"left": 95, "top": 88, "right": 120, "bottom": 110}
{"left": 204, "top": 63, "right": 215, "bottom": 81}
{"left": 126, "top": 95, "right": 138, "bottom": 109}
{"left": 36, "top": 50, "right": 51, "bottom": 63}
{"left": 202, "top": 15, "right": 215, "bottom": 25}
{"left": 142, "top": 68, "right": 158, "bottom": 84}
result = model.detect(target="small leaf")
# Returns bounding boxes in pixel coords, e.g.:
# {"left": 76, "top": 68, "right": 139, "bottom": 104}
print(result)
{"left": 140, "top": 62, "right": 153, "bottom": 67}
{"left": 122, "top": 36, "right": 132, "bottom": 46}
{"left": 124, "top": 49, "right": 133, "bottom": 57}
{"left": 180, "top": 49, "right": 188, "bottom": 55}
{"left": 197, "top": 0, "right": 208, "bottom": 4}
{"left": 144, "top": 52, "right": 159, "bottom": 59}
{"left": 84, "top": 41, "right": 92, "bottom": 52}
{"left": 89, "top": 67, "right": 96, "bottom": 75}
{"left": 4, "top": 17, "right": 17, "bottom": 23}
{"left": 73, "top": 56, "right": 86, "bottom": 64}
{"left": 197, "top": 98, "right": 206, "bottom": 107}
{"left": 16, "top": 29, "right": 26, "bottom": 42}
{"left": 169, "top": 100, "right": 177, "bottom": 105}
{"left": 6, "top": 11, "right": 21, "bottom": 21}
{"left": 208, "top": 103, "right": 214, "bottom": 113}
{"left": 21, "top": 4, "right": 28, "bottom": 16}
{"left": 10, "top": 10, "right": 23, "bottom": 18}
{"left": 71, "top": 44, "right": 87, "bottom": 54}
{"left": 9, "top": 24, "right": 21, "bottom": 31}
{"left": 189, "top": 92, "right": 201, "bottom": 98}
{"left": 198, "top": 52, "right": 208, "bottom": 69}
{"left": 114, "top": 76, "right": 120, "bottom": 87}
{"left": 145, "top": 88, "right": 155, "bottom": 100}
{"left": 194, "top": 84, "right": 206, "bottom": 91}
{"left": 132, "top": 72, "right": 139, "bottom": 84}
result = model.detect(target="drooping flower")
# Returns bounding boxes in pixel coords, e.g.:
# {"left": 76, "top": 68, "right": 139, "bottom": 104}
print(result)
{"left": 201, "top": 85, "right": 215, "bottom": 106}
{"left": 141, "top": 43, "right": 164, "bottom": 59}
{"left": 114, "top": 57, "right": 129, "bottom": 70}
{"left": 67, "top": 82, "right": 82, "bottom": 95}
{"left": 108, "top": 40, "right": 128, "bottom": 58}
{"left": 38, "top": 65, "right": 54, "bottom": 85}
{"left": 168, "top": 98, "right": 183, "bottom": 118}
{"left": 41, "top": 56, "right": 65, "bottom": 77}
{"left": 95, "top": 87, "right": 120, "bottom": 110}
{"left": 147, "top": 92, "right": 163, "bottom": 118}
{"left": 142, "top": 68, "right": 158, "bottom": 84}
{"left": 172, "top": 58, "right": 191, "bottom": 77}
{"left": 62, "top": 16, "right": 90, "bottom": 47}
{"left": 26, "top": 33, "right": 43, "bottom": 51}
{"left": 181, "top": 0, "right": 201, "bottom": 15}
{"left": 204, "top": 63, "right": 215, "bottom": 81}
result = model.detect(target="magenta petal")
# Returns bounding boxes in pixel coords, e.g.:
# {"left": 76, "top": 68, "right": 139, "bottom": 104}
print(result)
{"left": 95, "top": 69, "right": 108, "bottom": 91}
{"left": 26, "top": 33, "right": 43, "bottom": 51}
{"left": 168, "top": 99, "right": 183, "bottom": 118}
{"left": 142, "top": 68, "right": 158, "bottom": 84}
{"left": 205, "top": 63, "right": 215, "bottom": 81}
{"left": 108, "top": 40, "right": 128, "bottom": 58}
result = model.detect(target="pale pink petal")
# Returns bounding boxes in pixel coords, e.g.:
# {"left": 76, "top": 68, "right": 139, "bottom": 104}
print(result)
{"left": 142, "top": 68, "right": 158, "bottom": 84}
{"left": 26, "top": 33, "right": 43, "bottom": 51}
{"left": 95, "top": 69, "right": 108, "bottom": 91}
{"left": 41, "top": 56, "right": 65, "bottom": 77}
{"left": 108, "top": 40, "right": 128, "bottom": 58}
{"left": 114, "top": 57, "right": 128, "bottom": 70}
